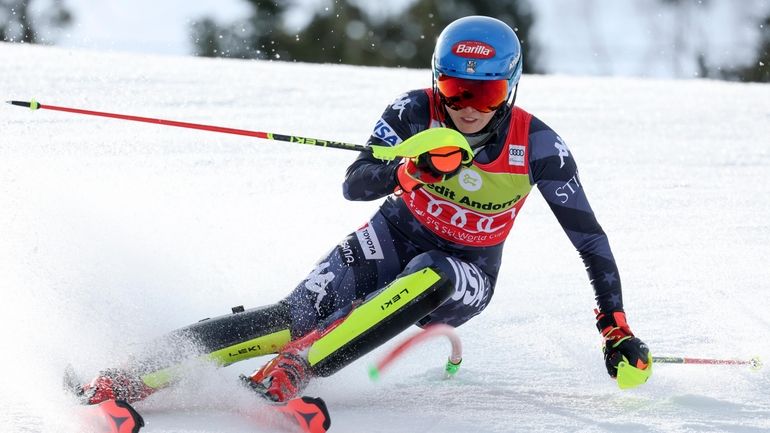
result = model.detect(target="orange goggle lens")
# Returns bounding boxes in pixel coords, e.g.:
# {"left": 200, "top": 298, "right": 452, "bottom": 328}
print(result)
{"left": 436, "top": 75, "right": 509, "bottom": 113}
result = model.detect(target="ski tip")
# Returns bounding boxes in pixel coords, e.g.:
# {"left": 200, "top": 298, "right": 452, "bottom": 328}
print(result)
{"left": 80, "top": 399, "right": 144, "bottom": 433}
{"left": 281, "top": 396, "right": 331, "bottom": 433}
{"left": 113, "top": 400, "right": 145, "bottom": 432}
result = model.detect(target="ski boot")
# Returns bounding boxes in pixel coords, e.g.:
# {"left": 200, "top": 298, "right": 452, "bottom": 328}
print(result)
{"left": 242, "top": 330, "right": 321, "bottom": 403}
{"left": 71, "top": 368, "right": 156, "bottom": 405}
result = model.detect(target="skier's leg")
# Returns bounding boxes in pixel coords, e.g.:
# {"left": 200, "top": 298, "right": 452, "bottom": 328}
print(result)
{"left": 246, "top": 249, "right": 495, "bottom": 401}
{"left": 138, "top": 302, "right": 294, "bottom": 383}
{"left": 78, "top": 212, "right": 413, "bottom": 404}
{"left": 307, "top": 249, "right": 496, "bottom": 376}
{"left": 75, "top": 302, "right": 295, "bottom": 404}
{"left": 247, "top": 261, "right": 454, "bottom": 401}
{"left": 415, "top": 252, "right": 497, "bottom": 328}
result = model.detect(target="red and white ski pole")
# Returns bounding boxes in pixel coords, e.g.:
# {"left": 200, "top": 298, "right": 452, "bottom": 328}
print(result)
{"left": 653, "top": 355, "right": 762, "bottom": 370}
{"left": 7, "top": 99, "right": 474, "bottom": 162}
{"left": 7, "top": 99, "right": 372, "bottom": 154}
{"left": 369, "top": 324, "right": 463, "bottom": 380}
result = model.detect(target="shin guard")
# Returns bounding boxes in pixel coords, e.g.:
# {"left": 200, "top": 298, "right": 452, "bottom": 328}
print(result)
{"left": 136, "top": 302, "right": 293, "bottom": 389}
{"left": 305, "top": 266, "right": 453, "bottom": 377}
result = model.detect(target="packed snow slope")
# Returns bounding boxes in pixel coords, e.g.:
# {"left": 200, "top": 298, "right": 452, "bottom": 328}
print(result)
{"left": 1, "top": 43, "right": 769, "bottom": 433}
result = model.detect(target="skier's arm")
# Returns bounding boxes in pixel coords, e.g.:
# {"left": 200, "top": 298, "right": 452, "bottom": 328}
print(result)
{"left": 529, "top": 117, "right": 652, "bottom": 386}
{"left": 342, "top": 150, "right": 400, "bottom": 201}
{"left": 342, "top": 91, "right": 430, "bottom": 201}
{"left": 528, "top": 117, "right": 622, "bottom": 313}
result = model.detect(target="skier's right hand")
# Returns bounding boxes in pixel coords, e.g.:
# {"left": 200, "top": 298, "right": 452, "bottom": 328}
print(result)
{"left": 596, "top": 309, "right": 652, "bottom": 389}
{"left": 394, "top": 146, "right": 465, "bottom": 193}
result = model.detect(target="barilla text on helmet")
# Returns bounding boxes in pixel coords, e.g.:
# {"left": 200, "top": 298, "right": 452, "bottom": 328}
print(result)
{"left": 451, "top": 41, "right": 496, "bottom": 59}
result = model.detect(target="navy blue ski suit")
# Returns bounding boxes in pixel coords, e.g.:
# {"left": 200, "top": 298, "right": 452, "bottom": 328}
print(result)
{"left": 285, "top": 89, "right": 623, "bottom": 337}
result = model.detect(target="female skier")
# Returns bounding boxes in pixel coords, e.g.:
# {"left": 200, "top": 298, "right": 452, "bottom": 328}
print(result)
{"left": 76, "top": 15, "right": 651, "bottom": 407}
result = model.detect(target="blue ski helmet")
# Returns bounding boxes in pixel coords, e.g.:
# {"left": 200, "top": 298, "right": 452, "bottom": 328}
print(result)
{"left": 432, "top": 16, "right": 523, "bottom": 105}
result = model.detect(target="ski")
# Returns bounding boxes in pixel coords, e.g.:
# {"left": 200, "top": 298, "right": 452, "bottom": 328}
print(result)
{"left": 75, "top": 396, "right": 330, "bottom": 433}
{"left": 66, "top": 366, "right": 330, "bottom": 433}
{"left": 258, "top": 396, "right": 332, "bottom": 433}
{"left": 79, "top": 399, "right": 144, "bottom": 433}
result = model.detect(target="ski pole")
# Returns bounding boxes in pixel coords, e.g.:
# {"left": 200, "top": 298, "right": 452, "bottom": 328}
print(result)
{"left": 653, "top": 356, "right": 762, "bottom": 370}
{"left": 5, "top": 99, "right": 474, "bottom": 162}
{"left": 7, "top": 98, "right": 368, "bottom": 151}
{"left": 369, "top": 324, "right": 463, "bottom": 381}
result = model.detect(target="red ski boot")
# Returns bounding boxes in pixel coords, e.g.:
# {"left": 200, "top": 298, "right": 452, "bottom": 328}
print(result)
{"left": 76, "top": 368, "right": 156, "bottom": 405}
{"left": 243, "top": 330, "right": 322, "bottom": 402}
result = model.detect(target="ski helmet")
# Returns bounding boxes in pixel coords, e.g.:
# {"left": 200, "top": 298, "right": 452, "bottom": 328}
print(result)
{"left": 432, "top": 16, "right": 523, "bottom": 110}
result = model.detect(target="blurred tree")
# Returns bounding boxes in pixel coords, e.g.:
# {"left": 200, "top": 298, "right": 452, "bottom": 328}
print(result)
{"left": 370, "top": 0, "right": 540, "bottom": 72}
{"left": 655, "top": 0, "right": 768, "bottom": 82}
{"left": 191, "top": 0, "right": 541, "bottom": 73}
{"left": 408, "top": 0, "right": 539, "bottom": 72}
{"left": 727, "top": 13, "right": 769, "bottom": 82}
{"left": 0, "top": 0, "right": 72, "bottom": 44}
{"left": 657, "top": 0, "right": 709, "bottom": 78}
{"left": 191, "top": 1, "right": 292, "bottom": 60}
{"left": 285, "top": 1, "right": 381, "bottom": 65}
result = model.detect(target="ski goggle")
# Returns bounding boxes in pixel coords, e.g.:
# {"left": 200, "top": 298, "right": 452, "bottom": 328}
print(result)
{"left": 436, "top": 75, "right": 509, "bottom": 113}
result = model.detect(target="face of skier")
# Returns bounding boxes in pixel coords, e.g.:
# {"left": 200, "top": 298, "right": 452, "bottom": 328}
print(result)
{"left": 436, "top": 75, "right": 509, "bottom": 134}
{"left": 444, "top": 105, "right": 497, "bottom": 134}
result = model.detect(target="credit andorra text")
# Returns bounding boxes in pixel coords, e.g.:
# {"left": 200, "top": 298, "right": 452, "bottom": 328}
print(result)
{"left": 426, "top": 184, "right": 521, "bottom": 211}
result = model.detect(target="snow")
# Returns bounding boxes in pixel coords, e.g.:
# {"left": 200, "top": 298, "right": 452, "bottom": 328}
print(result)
{"left": 1, "top": 43, "right": 769, "bottom": 433}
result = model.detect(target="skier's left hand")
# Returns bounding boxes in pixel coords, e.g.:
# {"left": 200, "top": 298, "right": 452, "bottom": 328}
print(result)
{"left": 596, "top": 310, "right": 652, "bottom": 389}
{"left": 416, "top": 146, "right": 466, "bottom": 177}
{"left": 394, "top": 146, "right": 465, "bottom": 193}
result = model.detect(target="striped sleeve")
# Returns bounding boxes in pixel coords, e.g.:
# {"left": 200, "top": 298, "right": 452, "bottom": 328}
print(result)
{"left": 528, "top": 115, "right": 624, "bottom": 313}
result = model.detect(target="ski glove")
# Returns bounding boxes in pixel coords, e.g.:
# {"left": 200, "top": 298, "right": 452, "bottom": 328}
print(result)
{"left": 395, "top": 146, "right": 466, "bottom": 194}
{"left": 596, "top": 309, "right": 652, "bottom": 389}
